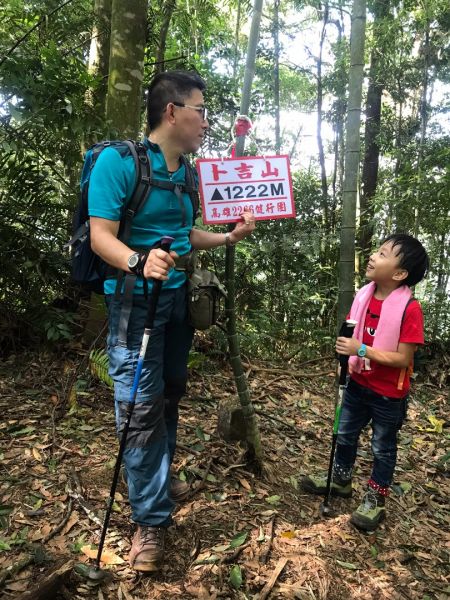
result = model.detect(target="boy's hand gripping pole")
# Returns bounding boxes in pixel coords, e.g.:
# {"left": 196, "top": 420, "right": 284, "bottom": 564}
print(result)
{"left": 320, "top": 319, "right": 357, "bottom": 518}
{"left": 89, "top": 236, "right": 174, "bottom": 581}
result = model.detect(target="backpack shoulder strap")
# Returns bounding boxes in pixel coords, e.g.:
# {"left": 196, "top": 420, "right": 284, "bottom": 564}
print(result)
{"left": 397, "top": 296, "right": 418, "bottom": 391}
{"left": 180, "top": 155, "right": 199, "bottom": 223}
{"left": 112, "top": 141, "right": 153, "bottom": 344}
{"left": 118, "top": 140, "right": 152, "bottom": 244}
{"left": 148, "top": 155, "right": 198, "bottom": 226}
{"left": 401, "top": 297, "right": 415, "bottom": 323}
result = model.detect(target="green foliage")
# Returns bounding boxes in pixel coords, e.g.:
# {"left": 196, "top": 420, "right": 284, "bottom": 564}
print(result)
{"left": 0, "top": 0, "right": 106, "bottom": 349}
{"left": 0, "top": 0, "right": 449, "bottom": 359}
{"left": 37, "top": 307, "right": 77, "bottom": 342}
{"left": 187, "top": 350, "right": 208, "bottom": 369}
{"left": 89, "top": 348, "right": 113, "bottom": 388}
{"left": 229, "top": 564, "right": 243, "bottom": 589}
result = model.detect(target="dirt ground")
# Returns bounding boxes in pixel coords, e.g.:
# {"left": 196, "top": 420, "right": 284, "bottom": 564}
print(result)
{"left": 0, "top": 349, "right": 448, "bottom": 599}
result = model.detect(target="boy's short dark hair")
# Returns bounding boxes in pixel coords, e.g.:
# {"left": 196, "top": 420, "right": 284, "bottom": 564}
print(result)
{"left": 146, "top": 70, "right": 206, "bottom": 131}
{"left": 383, "top": 233, "right": 429, "bottom": 287}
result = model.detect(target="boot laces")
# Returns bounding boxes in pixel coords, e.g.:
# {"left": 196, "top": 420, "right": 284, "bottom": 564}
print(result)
{"left": 361, "top": 488, "right": 379, "bottom": 512}
{"left": 140, "top": 526, "right": 163, "bottom": 546}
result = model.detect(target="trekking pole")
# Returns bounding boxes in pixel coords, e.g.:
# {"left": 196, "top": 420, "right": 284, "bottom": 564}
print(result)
{"left": 87, "top": 236, "right": 174, "bottom": 581}
{"left": 320, "top": 319, "right": 357, "bottom": 518}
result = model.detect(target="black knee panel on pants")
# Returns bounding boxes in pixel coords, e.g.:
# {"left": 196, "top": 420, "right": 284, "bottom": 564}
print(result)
{"left": 164, "top": 396, "right": 179, "bottom": 422}
{"left": 117, "top": 396, "right": 166, "bottom": 448}
{"left": 164, "top": 378, "right": 187, "bottom": 404}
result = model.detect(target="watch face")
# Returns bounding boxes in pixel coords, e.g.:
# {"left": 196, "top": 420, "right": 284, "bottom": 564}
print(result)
{"left": 128, "top": 253, "right": 139, "bottom": 269}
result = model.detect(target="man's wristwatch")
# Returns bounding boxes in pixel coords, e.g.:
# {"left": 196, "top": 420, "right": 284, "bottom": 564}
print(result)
{"left": 127, "top": 251, "right": 148, "bottom": 277}
{"left": 225, "top": 232, "right": 236, "bottom": 248}
{"left": 357, "top": 343, "right": 367, "bottom": 358}
{"left": 127, "top": 252, "right": 140, "bottom": 273}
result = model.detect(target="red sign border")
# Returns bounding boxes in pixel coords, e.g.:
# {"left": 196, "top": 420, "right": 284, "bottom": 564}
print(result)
{"left": 195, "top": 154, "right": 296, "bottom": 225}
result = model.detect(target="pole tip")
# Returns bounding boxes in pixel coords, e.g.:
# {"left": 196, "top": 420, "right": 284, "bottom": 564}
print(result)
{"left": 319, "top": 503, "right": 336, "bottom": 518}
{"left": 87, "top": 565, "right": 109, "bottom": 582}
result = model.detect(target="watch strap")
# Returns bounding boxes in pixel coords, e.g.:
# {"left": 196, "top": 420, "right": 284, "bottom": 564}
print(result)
{"left": 225, "top": 232, "right": 236, "bottom": 247}
{"left": 129, "top": 251, "right": 149, "bottom": 277}
{"left": 357, "top": 343, "right": 367, "bottom": 357}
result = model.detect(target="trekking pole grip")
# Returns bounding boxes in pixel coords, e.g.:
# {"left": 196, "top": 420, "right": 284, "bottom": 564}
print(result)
{"left": 337, "top": 319, "right": 357, "bottom": 382}
{"left": 144, "top": 236, "right": 174, "bottom": 330}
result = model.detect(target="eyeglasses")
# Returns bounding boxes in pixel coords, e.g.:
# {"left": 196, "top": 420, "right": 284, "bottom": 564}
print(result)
{"left": 172, "top": 102, "right": 208, "bottom": 121}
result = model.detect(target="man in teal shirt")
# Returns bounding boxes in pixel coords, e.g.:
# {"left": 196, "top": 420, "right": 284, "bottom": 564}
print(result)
{"left": 89, "top": 70, "right": 255, "bottom": 571}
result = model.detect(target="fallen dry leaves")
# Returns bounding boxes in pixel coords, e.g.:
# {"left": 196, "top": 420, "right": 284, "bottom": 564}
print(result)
{"left": 0, "top": 350, "right": 448, "bottom": 599}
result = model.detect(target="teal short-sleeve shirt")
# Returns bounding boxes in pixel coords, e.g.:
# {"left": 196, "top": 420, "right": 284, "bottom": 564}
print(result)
{"left": 88, "top": 141, "right": 194, "bottom": 294}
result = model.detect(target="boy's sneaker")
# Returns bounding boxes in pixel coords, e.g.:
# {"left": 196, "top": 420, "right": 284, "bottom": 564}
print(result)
{"left": 129, "top": 525, "right": 166, "bottom": 572}
{"left": 350, "top": 487, "right": 386, "bottom": 531}
{"left": 301, "top": 472, "right": 352, "bottom": 498}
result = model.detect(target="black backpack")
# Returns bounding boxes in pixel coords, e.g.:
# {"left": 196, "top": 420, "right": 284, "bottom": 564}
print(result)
{"left": 65, "top": 139, "right": 199, "bottom": 295}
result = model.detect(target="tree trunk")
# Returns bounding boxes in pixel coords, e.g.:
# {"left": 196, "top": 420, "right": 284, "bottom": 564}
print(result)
{"left": 229, "top": 0, "right": 242, "bottom": 134}
{"left": 413, "top": 18, "right": 431, "bottom": 237}
{"left": 273, "top": 0, "right": 281, "bottom": 155}
{"left": 87, "top": 0, "right": 112, "bottom": 117}
{"left": 155, "top": 0, "right": 177, "bottom": 74}
{"left": 392, "top": 98, "right": 403, "bottom": 211}
{"left": 337, "top": 0, "right": 366, "bottom": 327}
{"left": 271, "top": 0, "right": 283, "bottom": 324}
{"left": 358, "top": 0, "right": 390, "bottom": 270}
{"left": 226, "top": 0, "right": 264, "bottom": 469}
{"left": 233, "top": 0, "right": 242, "bottom": 81}
{"left": 317, "top": 3, "right": 330, "bottom": 236}
{"left": 330, "top": 16, "right": 344, "bottom": 236}
{"left": 431, "top": 232, "right": 449, "bottom": 340}
{"left": 105, "top": 0, "right": 148, "bottom": 139}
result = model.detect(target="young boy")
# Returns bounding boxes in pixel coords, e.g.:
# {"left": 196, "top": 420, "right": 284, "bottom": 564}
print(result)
{"left": 302, "top": 234, "right": 429, "bottom": 531}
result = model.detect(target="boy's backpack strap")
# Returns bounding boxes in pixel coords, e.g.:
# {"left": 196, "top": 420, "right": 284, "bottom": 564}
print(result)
{"left": 397, "top": 297, "right": 417, "bottom": 391}
{"left": 401, "top": 297, "right": 415, "bottom": 321}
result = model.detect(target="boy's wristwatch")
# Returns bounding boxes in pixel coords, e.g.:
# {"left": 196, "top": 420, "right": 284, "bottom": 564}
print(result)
{"left": 357, "top": 343, "right": 367, "bottom": 358}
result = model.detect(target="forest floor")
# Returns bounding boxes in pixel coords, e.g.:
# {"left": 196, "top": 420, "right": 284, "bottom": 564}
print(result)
{"left": 0, "top": 346, "right": 448, "bottom": 600}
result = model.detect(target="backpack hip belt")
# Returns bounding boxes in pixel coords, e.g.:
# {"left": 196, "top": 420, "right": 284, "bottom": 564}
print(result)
{"left": 174, "top": 252, "right": 195, "bottom": 274}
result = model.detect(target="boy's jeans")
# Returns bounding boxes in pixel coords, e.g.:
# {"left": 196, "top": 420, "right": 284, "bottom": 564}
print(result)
{"left": 106, "top": 286, "right": 194, "bottom": 527}
{"left": 335, "top": 379, "right": 408, "bottom": 488}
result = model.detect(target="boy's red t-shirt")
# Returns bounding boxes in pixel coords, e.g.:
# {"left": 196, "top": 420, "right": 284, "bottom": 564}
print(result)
{"left": 350, "top": 296, "right": 424, "bottom": 398}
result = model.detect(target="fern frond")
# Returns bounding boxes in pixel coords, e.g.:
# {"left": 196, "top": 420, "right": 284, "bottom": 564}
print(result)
{"left": 89, "top": 348, "right": 113, "bottom": 388}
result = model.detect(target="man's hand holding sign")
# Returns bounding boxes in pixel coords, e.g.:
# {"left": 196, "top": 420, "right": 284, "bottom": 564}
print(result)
{"left": 188, "top": 210, "right": 255, "bottom": 249}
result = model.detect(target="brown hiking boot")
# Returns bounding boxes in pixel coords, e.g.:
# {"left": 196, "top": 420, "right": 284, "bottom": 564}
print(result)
{"left": 129, "top": 525, "right": 166, "bottom": 572}
{"left": 170, "top": 477, "right": 190, "bottom": 503}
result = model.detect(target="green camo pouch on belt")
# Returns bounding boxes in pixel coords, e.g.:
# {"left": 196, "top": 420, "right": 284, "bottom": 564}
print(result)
{"left": 187, "top": 268, "right": 227, "bottom": 330}
{"left": 187, "top": 266, "right": 227, "bottom": 330}
{"left": 175, "top": 251, "right": 227, "bottom": 330}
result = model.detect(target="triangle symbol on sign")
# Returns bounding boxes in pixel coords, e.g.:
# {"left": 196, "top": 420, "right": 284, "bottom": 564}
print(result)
{"left": 211, "top": 188, "right": 224, "bottom": 201}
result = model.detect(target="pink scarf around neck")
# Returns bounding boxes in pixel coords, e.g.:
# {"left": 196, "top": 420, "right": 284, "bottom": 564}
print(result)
{"left": 348, "top": 282, "right": 412, "bottom": 373}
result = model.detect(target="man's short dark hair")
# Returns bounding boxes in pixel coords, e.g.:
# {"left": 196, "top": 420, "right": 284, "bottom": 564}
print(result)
{"left": 146, "top": 70, "right": 206, "bottom": 131}
{"left": 383, "top": 233, "right": 429, "bottom": 287}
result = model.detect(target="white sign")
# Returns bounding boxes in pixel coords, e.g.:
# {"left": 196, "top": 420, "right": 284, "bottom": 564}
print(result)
{"left": 196, "top": 155, "right": 295, "bottom": 224}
